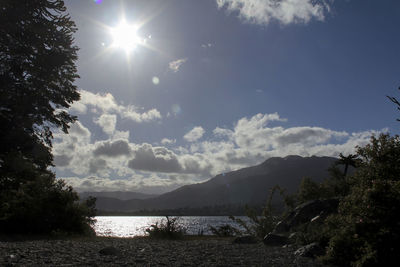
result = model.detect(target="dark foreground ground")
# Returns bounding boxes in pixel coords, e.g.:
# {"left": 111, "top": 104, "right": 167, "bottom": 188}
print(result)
{"left": 0, "top": 236, "right": 328, "bottom": 266}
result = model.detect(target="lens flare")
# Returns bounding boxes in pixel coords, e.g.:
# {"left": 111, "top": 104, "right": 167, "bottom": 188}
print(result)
{"left": 152, "top": 76, "right": 160, "bottom": 85}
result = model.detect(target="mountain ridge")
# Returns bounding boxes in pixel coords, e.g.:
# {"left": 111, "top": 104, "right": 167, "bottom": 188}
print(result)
{"left": 90, "top": 155, "right": 338, "bottom": 212}
{"left": 79, "top": 191, "right": 158, "bottom": 201}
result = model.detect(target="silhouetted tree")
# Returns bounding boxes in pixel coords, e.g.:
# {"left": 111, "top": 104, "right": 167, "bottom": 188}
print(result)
{"left": 0, "top": 0, "right": 95, "bottom": 234}
{"left": 335, "top": 153, "right": 358, "bottom": 177}
{"left": 387, "top": 87, "right": 400, "bottom": 121}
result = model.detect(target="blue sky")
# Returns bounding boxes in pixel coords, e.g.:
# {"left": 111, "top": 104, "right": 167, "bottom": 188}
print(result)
{"left": 55, "top": 0, "right": 400, "bottom": 193}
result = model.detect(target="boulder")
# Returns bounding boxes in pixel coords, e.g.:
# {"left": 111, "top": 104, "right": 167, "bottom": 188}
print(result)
{"left": 263, "top": 233, "right": 288, "bottom": 246}
{"left": 233, "top": 235, "right": 258, "bottom": 244}
{"left": 275, "top": 198, "right": 339, "bottom": 233}
{"left": 273, "top": 220, "right": 288, "bottom": 233}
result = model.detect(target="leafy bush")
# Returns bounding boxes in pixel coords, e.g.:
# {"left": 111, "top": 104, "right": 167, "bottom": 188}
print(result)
{"left": 293, "top": 153, "right": 359, "bottom": 206}
{"left": 296, "top": 177, "right": 328, "bottom": 203}
{"left": 285, "top": 134, "right": 400, "bottom": 267}
{"left": 296, "top": 165, "right": 353, "bottom": 205}
{"left": 145, "top": 216, "right": 186, "bottom": 239}
{"left": 321, "top": 134, "right": 400, "bottom": 267}
{"left": 0, "top": 173, "right": 96, "bottom": 235}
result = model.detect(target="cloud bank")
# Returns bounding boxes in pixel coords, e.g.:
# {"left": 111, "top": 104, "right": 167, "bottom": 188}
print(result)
{"left": 54, "top": 112, "right": 381, "bottom": 193}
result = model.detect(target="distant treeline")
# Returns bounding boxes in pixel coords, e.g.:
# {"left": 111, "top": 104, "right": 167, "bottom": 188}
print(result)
{"left": 95, "top": 204, "right": 267, "bottom": 216}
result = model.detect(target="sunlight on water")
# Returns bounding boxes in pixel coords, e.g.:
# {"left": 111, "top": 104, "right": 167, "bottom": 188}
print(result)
{"left": 94, "top": 216, "right": 248, "bottom": 237}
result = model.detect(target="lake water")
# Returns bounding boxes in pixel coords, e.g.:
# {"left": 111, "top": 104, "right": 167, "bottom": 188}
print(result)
{"left": 94, "top": 216, "right": 249, "bottom": 237}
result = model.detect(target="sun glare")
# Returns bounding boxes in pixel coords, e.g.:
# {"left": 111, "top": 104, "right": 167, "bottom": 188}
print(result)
{"left": 110, "top": 21, "right": 140, "bottom": 52}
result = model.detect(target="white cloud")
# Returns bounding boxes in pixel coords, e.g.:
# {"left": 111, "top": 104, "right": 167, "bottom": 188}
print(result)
{"left": 233, "top": 112, "right": 287, "bottom": 148}
{"left": 121, "top": 107, "right": 161, "bottom": 123}
{"left": 112, "top": 130, "right": 130, "bottom": 140}
{"left": 203, "top": 113, "right": 378, "bottom": 171}
{"left": 94, "top": 114, "right": 117, "bottom": 135}
{"left": 216, "top": 0, "right": 331, "bottom": 26}
{"left": 53, "top": 154, "right": 72, "bottom": 167}
{"left": 53, "top": 121, "right": 211, "bottom": 179}
{"left": 169, "top": 58, "right": 188, "bottom": 73}
{"left": 276, "top": 127, "right": 347, "bottom": 146}
{"left": 128, "top": 143, "right": 182, "bottom": 173}
{"left": 76, "top": 90, "right": 119, "bottom": 114}
{"left": 68, "top": 121, "right": 91, "bottom": 140}
{"left": 89, "top": 158, "right": 107, "bottom": 174}
{"left": 53, "top": 121, "right": 93, "bottom": 175}
{"left": 127, "top": 143, "right": 212, "bottom": 175}
{"left": 93, "top": 139, "right": 131, "bottom": 157}
{"left": 213, "top": 127, "right": 234, "bottom": 138}
{"left": 161, "top": 138, "right": 176, "bottom": 145}
{"left": 69, "top": 101, "right": 87, "bottom": 114}
{"left": 184, "top": 126, "right": 205, "bottom": 142}
{"left": 70, "top": 90, "right": 162, "bottom": 123}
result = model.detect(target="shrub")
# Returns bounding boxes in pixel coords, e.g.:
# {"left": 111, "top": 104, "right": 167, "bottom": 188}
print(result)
{"left": 321, "top": 134, "right": 400, "bottom": 267}
{"left": 296, "top": 165, "right": 353, "bottom": 206}
{"left": 297, "top": 177, "right": 327, "bottom": 203}
{"left": 145, "top": 216, "right": 186, "bottom": 239}
{"left": 0, "top": 174, "right": 96, "bottom": 235}
{"left": 230, "top": 185, "right": 288, "bottom": 239}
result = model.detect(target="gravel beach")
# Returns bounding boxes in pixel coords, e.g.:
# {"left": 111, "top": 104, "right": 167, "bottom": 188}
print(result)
{"left": 0, "top": 236, "right": 328, "bottom": 266}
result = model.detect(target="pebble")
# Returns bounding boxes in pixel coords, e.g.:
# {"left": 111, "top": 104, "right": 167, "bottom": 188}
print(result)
{"left": 0, "top": 237, "right": 328, "bottom": 266}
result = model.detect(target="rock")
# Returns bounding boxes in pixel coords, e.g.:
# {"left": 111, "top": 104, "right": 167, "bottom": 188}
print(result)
{"left": 233, "top": 235, "right": 258, "bottom": 244}
{"left": 275, "top": 198, "right": 339, "bottom": 233}
{"left": 263, "top": 233, "right": 288, "bottom": 246}
{"left": 99, "top": 246, "right": 120, "bottom": 256}
{"left": 310, "top": 215, "right": 321, "bottom": 223}
{"left": 294, "top": 242, "right": 325, "bottom": 258}
{"left": 4, "top": 253, "right": 20, "bottom": 264}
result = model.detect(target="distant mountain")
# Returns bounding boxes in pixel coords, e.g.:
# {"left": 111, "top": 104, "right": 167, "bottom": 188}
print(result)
{"left": 94, "top": 155, "right": 337, "bottom": 212}
{"left": 79, "top": 191, "right": 158, "bottom": 201}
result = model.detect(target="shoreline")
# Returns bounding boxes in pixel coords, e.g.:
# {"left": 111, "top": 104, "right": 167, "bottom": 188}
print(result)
{"left": 0, "top": 236, "right": 328, "bottom": 266}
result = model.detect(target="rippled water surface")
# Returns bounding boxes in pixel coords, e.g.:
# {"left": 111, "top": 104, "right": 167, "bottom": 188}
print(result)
{"left": 94, "top": 216, "right": 248, "bottom": 237}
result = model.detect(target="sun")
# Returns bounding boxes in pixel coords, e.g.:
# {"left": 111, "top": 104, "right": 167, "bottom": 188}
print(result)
{"left": 110, "top": 21, "right": 141, "bottom": 52}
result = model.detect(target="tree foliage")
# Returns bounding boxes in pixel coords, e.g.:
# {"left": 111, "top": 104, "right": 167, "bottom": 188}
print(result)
{"left": 285, "top": 135, "right": 399, "bottom": 266}
{"left": 387, "top": 87, "right": 400, "bottom": 122}
{"left": 296, "top": 177, "right": 326, "bottom": 203}
{"left": 0, "top": 0, "right": 95, "bottom": 235}
{"left": 321, "top": 134, "right": 400, "bottom": 266}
